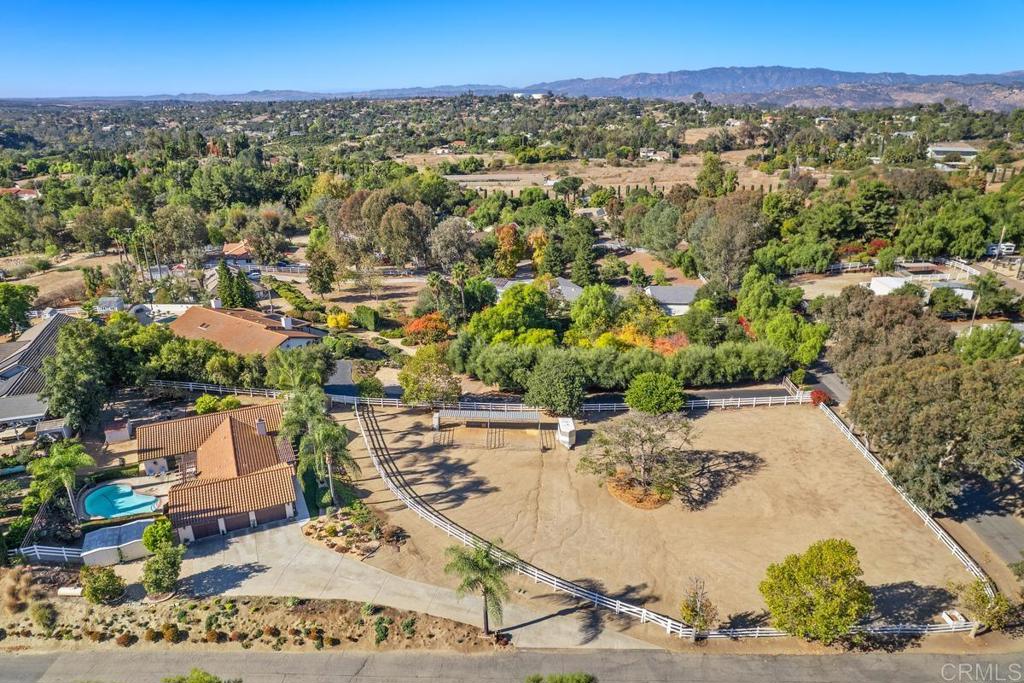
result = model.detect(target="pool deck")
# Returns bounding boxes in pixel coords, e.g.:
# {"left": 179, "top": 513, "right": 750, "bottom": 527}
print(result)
{"left": 77, "top": 475, "right": 174, "bottom": 520}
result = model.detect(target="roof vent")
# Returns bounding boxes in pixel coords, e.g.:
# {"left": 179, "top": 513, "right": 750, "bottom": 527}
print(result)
{"left": 255, "top": 417, "right": 268, "bottom": 436}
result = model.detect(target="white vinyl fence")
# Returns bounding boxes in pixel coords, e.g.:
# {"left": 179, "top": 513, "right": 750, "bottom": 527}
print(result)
{"left": 818, "top": 404, "right": 994, "bottom": 598}
{"left": 149, "top": 380, "right": 810, "bottom": 414}
{"left": 18, "top": 545, "right": 83, "bottom": 564}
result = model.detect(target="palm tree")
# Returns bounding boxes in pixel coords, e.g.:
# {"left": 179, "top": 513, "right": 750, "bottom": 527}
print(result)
{"left": 298, "top": 421, "right": 358, "bottom": 505}
{"left": 426, "top": 272, "right": 443, "bottom": 311}
{"left": 268, "top": 347, "right": 322, "bottom": 392}
{"left": 27, "top": 440, "right": 96, "bottom": 516}
{"left": 450, "top": 262, "right": 468, "bottom": 320}
{"left": 280, "top": 386, "right": 330, "bottom": 444}
{"left": 444, "top": 540, "right": 515, "bottom": 636}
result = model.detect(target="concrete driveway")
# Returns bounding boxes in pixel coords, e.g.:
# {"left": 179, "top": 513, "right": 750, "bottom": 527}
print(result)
{"left": 176, "top": 518, "right": 653, "bottom": 650}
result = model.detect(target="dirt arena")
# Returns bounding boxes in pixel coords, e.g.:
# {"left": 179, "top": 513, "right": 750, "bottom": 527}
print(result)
{"left": 354, "top": 406, "right": 973, "bottom": 628}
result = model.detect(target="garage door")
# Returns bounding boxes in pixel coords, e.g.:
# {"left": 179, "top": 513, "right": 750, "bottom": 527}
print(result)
{"left": 254, "top": 504, "right": 286, "bottom": 525}
{"left": 190, "top": 519, "right": 220, "bottom": 540}
{"left": 223, "top": 512, "right": 251, "bottom": 532}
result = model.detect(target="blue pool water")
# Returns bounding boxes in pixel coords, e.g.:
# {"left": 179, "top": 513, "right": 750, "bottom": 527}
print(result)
{"left": 83, "top": 484, "right": 158, "bottom": 518}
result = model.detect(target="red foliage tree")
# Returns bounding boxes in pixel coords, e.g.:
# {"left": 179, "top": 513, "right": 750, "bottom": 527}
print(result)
{"left": 403, "top": 312, "right": 450, "bottom": 344}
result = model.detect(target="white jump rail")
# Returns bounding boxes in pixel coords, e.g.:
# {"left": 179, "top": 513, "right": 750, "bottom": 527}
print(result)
{"left": 819, "top": 404, "right": 995, "bottom": 598}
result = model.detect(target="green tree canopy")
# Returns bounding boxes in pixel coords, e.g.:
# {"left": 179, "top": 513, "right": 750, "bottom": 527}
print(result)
{"left": 759, "top": 538, "right": 874, "bottom": 644}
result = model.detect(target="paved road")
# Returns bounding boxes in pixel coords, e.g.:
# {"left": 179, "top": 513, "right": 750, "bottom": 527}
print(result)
{"left": 126, "top": 518, "right": 649, "bottom": 651}
{"left": 7, "top": 650, "right": 1024, "bottom": 683}
{"left": 952, "top": 475, "right": 1024, "bottom": 566}
{"left": 806, "top": 360, "right": 851, "bottom": 404}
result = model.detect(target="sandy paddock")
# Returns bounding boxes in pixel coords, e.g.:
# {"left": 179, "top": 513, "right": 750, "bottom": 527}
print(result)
{"left": 356, "top": 406, "right": 972, "bottom": 629}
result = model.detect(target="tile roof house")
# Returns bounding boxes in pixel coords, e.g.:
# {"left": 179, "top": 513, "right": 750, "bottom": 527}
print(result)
{"left": 0, "top": 313, "right": 75, "bottom": 426}
{"left": 136, "top": 404, "right": 297, "bottom": 542}
{"left": 169, "top": 305, "right": 320, "bottom": 356}
{"left": 220, "top": 240, "right": 254, "bottom": 265}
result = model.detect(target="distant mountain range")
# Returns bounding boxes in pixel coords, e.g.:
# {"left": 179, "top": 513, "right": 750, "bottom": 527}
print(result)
{"left": 16, "top": 66, "right": 1024, "bottom": 110}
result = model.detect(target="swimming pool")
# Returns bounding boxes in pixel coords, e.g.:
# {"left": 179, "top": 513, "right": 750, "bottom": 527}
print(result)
{"left": 83, "top": 484, "right": 158, "bottom": 519}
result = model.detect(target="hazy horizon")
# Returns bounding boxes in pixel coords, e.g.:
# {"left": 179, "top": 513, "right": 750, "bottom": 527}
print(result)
{"left": 2, "top": 0, "right": 1023, "bottom": 98}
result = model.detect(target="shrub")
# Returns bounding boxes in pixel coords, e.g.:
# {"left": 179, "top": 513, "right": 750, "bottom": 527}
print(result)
{"left": 400, "top": 617, "right": 416, "bottom": 637}
{"left": 356, "top": 376, "right": 385, "bottom": 398}
{"left": 161, "top": 623, "right": 181, "bottom": 643}
{"left": 402, "top": 312, "right": 450, "bottom": 344}
{"left": 263, "top": 625, "right": 280, "bottom": 637}
{"left": 115, "top": 632, "right": 134, "bottom": 647}
{"left": 205, "top": 629, "right": 224, "bottom": 643}
{"left": 789, "top": 368, "right": 806, "bottom": 386}
{"left": 142, "top": 517, "right": 174, "bottom": 553}
{"left": 80, "top": 566, "right": 126, "bottom": 605}
{"left": 373, "top": 616, "right": 393, "bottom": 644}
{"left": 353, "top": 305, "right": 380, "bottom": 331}
{"left": 327, "top": 312, "right": 351, "bottom": 330}
{"left": 809, "top": 389, "right": 831, "bottom": 406}
{"left": 194, "top": 394, "right": 243, "bottom": 415}
{"left": 29, "top": 602, "right": 57, "bottom": 633}
{"left": 143, "top": 627, "right": 159, "bottom": 642}
{"left": 142, "top": 544, "right": 185, "bottom": 596}
{"left": 624, "top": 372, "right": 685, "bottom": 414}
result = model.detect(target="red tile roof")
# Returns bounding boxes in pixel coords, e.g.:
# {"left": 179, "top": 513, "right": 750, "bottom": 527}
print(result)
{"left": 169, "top": 306, "right": 316, "bottom": 356}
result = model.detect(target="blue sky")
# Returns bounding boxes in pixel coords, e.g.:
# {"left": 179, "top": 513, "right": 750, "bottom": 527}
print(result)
{"left": 2, "top": 0, "right": 1021, "bottom": 97}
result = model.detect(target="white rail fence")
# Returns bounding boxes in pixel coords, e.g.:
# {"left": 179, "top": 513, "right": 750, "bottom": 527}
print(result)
{"left": 239, "top": 263, "right": 309, "bottom": 275}
{"left": 149, "top": 380, "right": 810, "bottom": 413}
{"left": 18, "top": 544, "right": 83, "bottom": 564}
{"left": 353, "top": 404, "right": 697, "bottom": 639}
{"left": 818, "top": 404, "right": 994, "bottom": 598}
{"left": 356, "top": 402, "right": 981, "bottom": 639}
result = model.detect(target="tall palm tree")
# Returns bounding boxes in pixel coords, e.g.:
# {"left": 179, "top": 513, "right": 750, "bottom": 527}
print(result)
{"left": 450, "top": 262, "right": 468, "bottom": 320}
{"left": 426, "top": 272, "right": 443, "bottom": 311}
{"left": 280, "top": 386, "right": 330, "bottom": 444}
{"left": 444, "top": 540, "right": 515, "bottom": 636}
{"left": 298, "top": 421, "right": 358, "bottom": 505}
{"left": 27, "top": 440, "right": 96, "bottom": 516}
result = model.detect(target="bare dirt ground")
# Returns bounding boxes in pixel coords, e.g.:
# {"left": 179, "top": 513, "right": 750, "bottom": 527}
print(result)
{"left": 1, "top": 251, "right": 124, "bottom": 306}
{"left": 791, "top": 271, "right": 876, "bottom": 300}
{"left": 409, "top": 150, "right": 785, "bottom": 195}
{"left": 358, "top": 406, "right": 973, "bottom": 630}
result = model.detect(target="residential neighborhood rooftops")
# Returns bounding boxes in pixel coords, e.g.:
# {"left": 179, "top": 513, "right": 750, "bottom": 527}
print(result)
{"left": 0, "top": 314, "right": 75, "bottom": 425}
{"left": 137, "top": 403, "right": 284, "bottom": 462}
{"left": 168, "top": 306, "right": 316, "bottom": 356}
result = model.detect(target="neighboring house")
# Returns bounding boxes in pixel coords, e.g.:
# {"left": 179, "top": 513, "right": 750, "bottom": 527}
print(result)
{"left": 926, "top": 143, "right": 978, "bottom": 162}
{"left": 0, "top": 187, "right": 40, "bottom": 201}
{"left": 219, "top": 240, "right": 254, "bottom": 266}
{"left": 135, "top": 404, "right": 296, "bottom": 542}
{"left": 931, "top": 280, "right": 975, "bottom": 302}
{"left": 644, "top": 285, "right": 698, "bottom": 316}
{"left": 573, "top": 207, "right": 607, "bottom": 221}
{"left": 639, "top": 148, "right": 671, "bottom": 161}
{"left": 0, "top": 313, "right": 75, "bottom": 428}
{"left": 488, "top": 277, "right": 583, "bottom": 304}
{"left": 868, "top": 276, "right": 910, "bottom": 296}
{"left": 169, "top": 305, "right": 321, "bottom": 356}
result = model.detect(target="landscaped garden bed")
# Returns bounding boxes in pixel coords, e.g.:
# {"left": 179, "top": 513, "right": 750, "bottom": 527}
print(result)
{"left": 0, "top": 566, "right": 501, "bottom": 653}
{"left": 303, "top": 500, "right": 406, "bottom": 560}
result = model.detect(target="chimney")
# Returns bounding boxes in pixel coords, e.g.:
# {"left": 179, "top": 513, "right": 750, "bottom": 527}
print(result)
{"left": 281, "top": 315, "right": 293, "bottom": 330}
{"left": 210, "top": 297, "right": 222, "bottom": 310}
{"left": 255, "top": 417, "right": 268, "bottom": 436}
